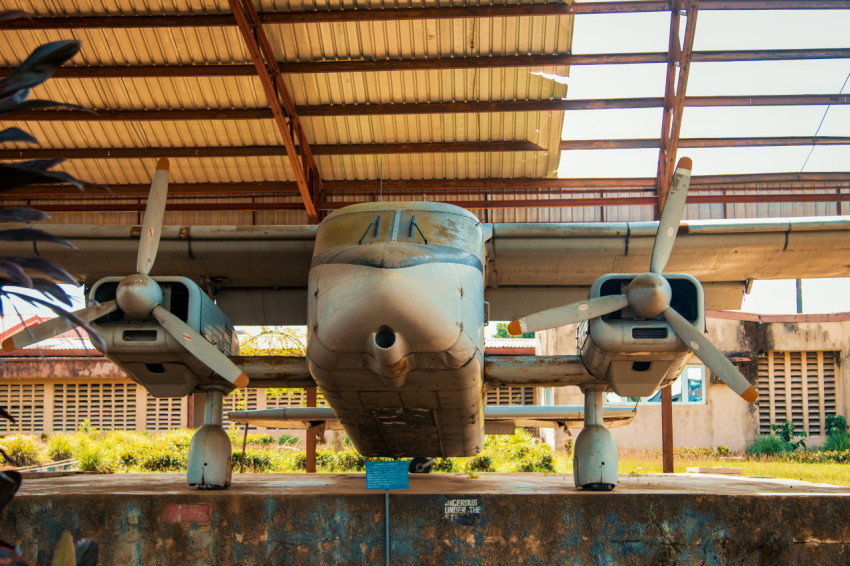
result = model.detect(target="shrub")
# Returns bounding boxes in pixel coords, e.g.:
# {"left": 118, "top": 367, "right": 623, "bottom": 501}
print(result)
{"left": 746, "top": 435, "right": 794, "bottom": 457}
{"left": 278, "top": 434, "right": 298, "bottom": 446}
{"left": 510, "top": 447, "right": 555, "bottom": 472}
{"left": 432, "top": 458, "right": 454, "bottom": 473}
{"left": 47, "top": 435, "right": 73, "bottom": 461}
{"left": 466, "top": 454, "right": 493, "bottom": 473}
{"left": 826, "top": 415, "right": 848, "bottom": 437}
{"left": 232, "top": 451, "right": 273, "bottom": 472}
{"left": 139, "top": 444, "right": 186, "bottom": 472}
{"left": 821, "top": 432, "right": 850, "bottom": 453}
{"left": 0, "top": 435, "right": 40, "bottom": 467}
{"left": 292, "top": 451, "right": 307, "bottom": 471}
{"left": 75, "top": 440, "right": 111, "bottom": 473}
{"left": 332, "top": 449, "right": 367, "bottom": 472}
{"left": 771, "top": 420, "right": 807, "bottom": 451}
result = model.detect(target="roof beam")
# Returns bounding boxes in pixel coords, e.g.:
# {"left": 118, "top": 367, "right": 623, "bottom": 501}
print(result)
{"left": 11, "top": 95, "right": 850, "bottom": 121}
{"left": 228, "top": 0, "right": 320, "bottom": 218}
{"left": 561, "top": 137, "right": 850, "bottom": 150}
{"left": 0, "top": 141, "right": 545, "bottom": 160}
{"left": 5, "top": 48, "right": 849, "bottom": 79}
{"left": 8, "top": 191, "right": 846, "bottom": 213}
{"left": 4, "top": 2, "right": 847, "bottom": 29}
{"left": 657, "top": 0, "right": 699, "bottom": 208}
{"left": 572, "top": 1, "right": 850, "bottom": 13}
{"left": 8, "top": 173, "right": 848, "bottom": 197}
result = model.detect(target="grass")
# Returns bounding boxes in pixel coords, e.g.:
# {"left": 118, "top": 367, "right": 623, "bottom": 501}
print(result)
{"left": 2, "top": 429, "right": 848, "bottom": 486}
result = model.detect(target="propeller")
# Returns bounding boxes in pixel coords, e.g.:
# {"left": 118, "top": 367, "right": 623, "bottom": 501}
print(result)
{"left": 2, "top": 159, "right": 248, "bottom": 389}
{"left": 508, "top": 157, "right": 758, "bottom": 403}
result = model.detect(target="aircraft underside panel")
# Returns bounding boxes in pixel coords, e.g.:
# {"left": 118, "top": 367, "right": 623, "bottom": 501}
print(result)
{"left": 319, "top": 362, "right": 484, "bottom": 458}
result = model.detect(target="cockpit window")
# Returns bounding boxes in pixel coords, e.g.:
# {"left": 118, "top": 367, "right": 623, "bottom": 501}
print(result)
{"left": 314, "top": 208, "right": 481, "bottom": 256}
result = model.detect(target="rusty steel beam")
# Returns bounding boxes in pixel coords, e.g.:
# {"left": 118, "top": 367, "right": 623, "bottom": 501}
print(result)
{"left": 656, "top": 0, "right": 684, "bottom": 215}
{"left": 0, "top": 140, "right": 544, "bottom": 160}
{"left": 318, "top": 192, "right": 848, "bottom": 211}
{"left": 574, "top": 1, "right": 850, "bottom": 12}
{"left": 12, "top": 94, "right": 850, "bottom": 122}
{"left": 3, "top": 5, "right": 574, "bottom": 29}
{"left": 5, "top": 2, "right": 847, "bottom": 30}
{"left": 662, "top": 385, "right": 674, "bottom": 473}
{"left": 229, "top": 0, "right": 320, "bottom": 218}
{"left": 657, "top": 0, "right": 699, "bottom": 208}
{"left": 6, "top": 191, "right": 846, "bottom": 213}
{"left": 560, "top": 136, "right": 850, "bottom": 150}
{"left": 8, "top": 173, "right": 848, "bottom": 197}
{"left": 7, "top": 184, "right": 847, "bottom": 200}
{"left": 6, "top": 48, "right": 849, "bottom": 80}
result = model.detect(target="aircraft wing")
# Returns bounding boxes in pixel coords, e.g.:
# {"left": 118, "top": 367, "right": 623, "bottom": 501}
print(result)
{"left": 228, "top": 405, "right": 636, "bottom": 432}
{"left": 483, "top": 355, "right": 594, "bottom": 389}
{"left": 235, "top": 356, "right": 316, "bottom": 389}
{"left": 486, "top": 216, "right": 850, "bottom": 319}
{"left": 6, "top": 215, "right": 849, "bottom": 325}
{"left": 2, "top": 224, "right": 317, "bottom": 325}
{"left": 240, "top": 354, "right": 596, "bottom": 390}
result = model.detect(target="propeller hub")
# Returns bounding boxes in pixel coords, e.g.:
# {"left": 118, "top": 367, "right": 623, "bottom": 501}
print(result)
{"left": 626, "top": 273, "right": 672, "bottom": 319}
{"left": 116, "top": 274, "right": 163, "bottom": 320}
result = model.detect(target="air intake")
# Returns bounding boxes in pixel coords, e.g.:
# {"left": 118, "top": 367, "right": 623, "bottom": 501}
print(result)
{"left": 632, "top": 327, "right": 668, "bottom": 339}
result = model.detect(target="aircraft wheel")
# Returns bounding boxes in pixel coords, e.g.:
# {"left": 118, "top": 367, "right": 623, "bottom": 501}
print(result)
{"left": 580, "top": 483, "right": 615, "bottom": 492}
{"left": 408, "top": 457, "right": 435, "bottom": 474}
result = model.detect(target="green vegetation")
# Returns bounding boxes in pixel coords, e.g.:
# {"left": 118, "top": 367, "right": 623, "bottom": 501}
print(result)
{"left": 0, "top": 435, "right": 40, "bottom": 467}
{"left": 746, "top": 434, "right": 796, "bottom": 457}
{"left": 2, "top": 424, "right": 849, "bottom": 486}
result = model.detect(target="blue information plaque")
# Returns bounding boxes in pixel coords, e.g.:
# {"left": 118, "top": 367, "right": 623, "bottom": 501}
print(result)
{"left": 366, "top": 461, "right": 409, "bottom": 490}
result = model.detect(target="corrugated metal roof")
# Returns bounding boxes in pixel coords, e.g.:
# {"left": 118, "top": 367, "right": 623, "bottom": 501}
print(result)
{"left": 2, "top": 0, "right": 572, "bottom": 220}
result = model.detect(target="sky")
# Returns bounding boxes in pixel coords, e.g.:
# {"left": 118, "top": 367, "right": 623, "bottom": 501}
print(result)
{"left": 2, "top": 7, "right": 848, "bottom": 322}
{"left": 557, "top": 7, "right": 850, "bottom": 314}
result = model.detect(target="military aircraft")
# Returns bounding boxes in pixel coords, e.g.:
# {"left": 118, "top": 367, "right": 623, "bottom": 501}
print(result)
{"left": 4, "top": 158, "right": 849, "bottom": 490}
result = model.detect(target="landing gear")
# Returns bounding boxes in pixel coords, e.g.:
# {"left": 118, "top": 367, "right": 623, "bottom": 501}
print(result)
{"left": 409, "top": 457, "right": 436, "bottom": 474}
{"left": 187, "top": 386, "right": 232, "bottom": 490}
{"left": 573, "top": 386, "right": 618, "bottom": 491}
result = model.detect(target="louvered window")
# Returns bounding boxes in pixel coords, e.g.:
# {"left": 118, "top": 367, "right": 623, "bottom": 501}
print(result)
{"left": 486, "top": 386, "right": 535, "bottom": 406}
{"left": 222, "top": 388, "right": 260, "bottom": 428}
{"left": 53, "top": 383, "right": 138, "bottom": 432}
{"left": 265, "top": 389, "right": 328, "bottom": 408}
{"left": 0, "top": 384, "right": 44, "bottom": 433}
{"left": 145, "top": 395, "right": 185, "bottom": 431}
{"left": 757, "top": 351, "right": 837, "bottom": 436}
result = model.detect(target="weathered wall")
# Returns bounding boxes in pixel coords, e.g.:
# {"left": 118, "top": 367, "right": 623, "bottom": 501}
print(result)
{"left": 539, "top": 314, "right": 850, "bottom": 452}
{"left": 4, "top": 474, "right": 850, "bottom": 566}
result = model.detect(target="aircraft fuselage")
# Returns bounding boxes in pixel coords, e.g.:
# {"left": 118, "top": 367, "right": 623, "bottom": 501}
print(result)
{"left": 306, "top": 202, "right": 486, "bottom": 457}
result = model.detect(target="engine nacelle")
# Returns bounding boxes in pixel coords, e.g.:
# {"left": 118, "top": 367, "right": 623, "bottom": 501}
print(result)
{"left": 580, "top": 273, "right": 704, "bottom": 398}
{"left": 89, "top": 276, "right": 238, "bottom": 397}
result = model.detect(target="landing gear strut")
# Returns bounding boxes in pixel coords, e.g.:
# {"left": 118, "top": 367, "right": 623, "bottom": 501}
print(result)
{"left": 573, "top": 386, "right": 618, "bottom": 491}
{"left": 187, "top": 386, "right": 232, "bottom": 490}
{"left": 409, "top": 457, "right": 436, "bottom": 474}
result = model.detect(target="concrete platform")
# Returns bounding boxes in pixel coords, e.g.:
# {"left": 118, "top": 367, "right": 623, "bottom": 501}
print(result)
{"left": 3, "top": 472, "right": 850, "bottom": 564}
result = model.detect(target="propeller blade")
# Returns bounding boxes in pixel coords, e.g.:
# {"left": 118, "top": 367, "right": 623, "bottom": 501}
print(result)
{"left": 650, "top": 157, "right": 692, "bottom": 274}
{"left": 662, "top": 307, "right": 758, "bottom": 402}
{"left": 136, "top": 158, "right": 169, "bottom": 275}
{"left": 508, "top": 294, "right": 629, "bottom": 335}
{"left": 1, "top": 300, "right": 117, "bottom": 351}
{"left": 151, "top": 305, "right": 248, "bottom": 388}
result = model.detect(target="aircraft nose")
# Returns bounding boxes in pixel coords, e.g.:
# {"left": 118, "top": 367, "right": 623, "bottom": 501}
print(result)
{"left": 367, "top": 325, "right": 410, "bottom": 379}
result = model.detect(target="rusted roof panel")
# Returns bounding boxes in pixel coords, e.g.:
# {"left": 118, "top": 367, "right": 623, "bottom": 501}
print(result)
{"left": 2, "top": 0, "right": 571, "bottom": 208}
